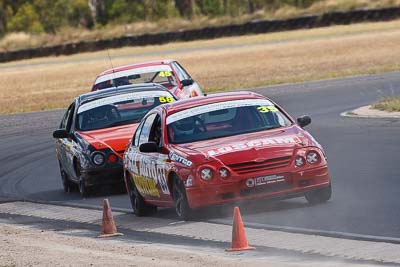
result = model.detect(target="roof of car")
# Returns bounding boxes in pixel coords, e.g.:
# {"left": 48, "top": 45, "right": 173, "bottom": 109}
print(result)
{"left": 77, "top": 83, "right": 172, "bottom": 105}
{"left": 161, "top": 91, "right": 268, "bottom": 115}
{"left": 97, "top": 59, "right": 175, "bottom": 77}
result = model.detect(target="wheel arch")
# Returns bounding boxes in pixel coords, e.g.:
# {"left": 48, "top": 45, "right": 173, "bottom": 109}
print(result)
{"left": 167, "top": 171, "right": 179, "bottom": 196}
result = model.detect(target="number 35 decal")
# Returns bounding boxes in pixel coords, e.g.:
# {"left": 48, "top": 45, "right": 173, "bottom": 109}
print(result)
{"left": 257, "top": 106, "right": 279, "bottom": 113}
{"left": 159, "top": 96, "right": 174, "bottom": 103}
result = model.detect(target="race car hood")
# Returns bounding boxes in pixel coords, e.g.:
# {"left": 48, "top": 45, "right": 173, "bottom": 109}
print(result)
{"left": 172, "top": 125, "right": 314, "bottom": 165}
{"left": 77, "top": 124, "right": 139, "bottom": 157}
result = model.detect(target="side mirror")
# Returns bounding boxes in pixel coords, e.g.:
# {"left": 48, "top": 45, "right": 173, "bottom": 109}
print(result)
{"left": 297, "top": 115, "right": 311, "bottom": 128}
{"left": 181, "top": 79, "right": 193, "bottom": 87}
{"left": 139, "top": 142, "right": 158, "bottom": 153}
{"left": 53, "top": 129, "right": 69, "bottom": 139}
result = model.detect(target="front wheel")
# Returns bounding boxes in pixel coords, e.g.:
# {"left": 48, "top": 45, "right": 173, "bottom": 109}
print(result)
{"left": 305, "top": 184, "right": 332, "bottom": 205}
{"left": 172, "top": 177, "right": 192, "bottom": 220}
{"left": 75, "top": 161, "right": 90, "bottom": 198}
{"left": 58, "top": 162, "right": 75, "bottom": 193}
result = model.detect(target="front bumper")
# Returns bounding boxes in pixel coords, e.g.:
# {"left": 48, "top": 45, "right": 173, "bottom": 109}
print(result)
{"left": 185, "top": 165, "right": 330, "bottom": 209}
{"left": 81, "top": 165, "right": 124, "bottom": 187}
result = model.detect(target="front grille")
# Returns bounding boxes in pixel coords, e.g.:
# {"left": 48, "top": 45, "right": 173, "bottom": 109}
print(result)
{"left": 228, "top": 156, "right": 291, "bottom": 175}
{"left": 240, "top": 182, "right": 292, "bottom": 196}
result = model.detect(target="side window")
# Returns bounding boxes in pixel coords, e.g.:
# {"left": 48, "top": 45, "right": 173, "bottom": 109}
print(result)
{"left": 60, "top": 103, "right": 74, "bottom": 130}
{"left": 133, "top": 121, "right": 145, "bottom": 147}
{"left": 138, "top": 114, "right": 157, "bottom": 145}
{"left": 172, "top": 62, "right": 191, "bottom": 81}
{"left": 65, "top": 103, "right": 76, "bottom": 133}
{"left": 148, "top": 115, "right": 162, "bottom": 148}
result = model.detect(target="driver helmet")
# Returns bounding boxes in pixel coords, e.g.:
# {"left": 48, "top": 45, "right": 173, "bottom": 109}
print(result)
{"left": 173, "top": 116, "right": 195, "bottom": 136}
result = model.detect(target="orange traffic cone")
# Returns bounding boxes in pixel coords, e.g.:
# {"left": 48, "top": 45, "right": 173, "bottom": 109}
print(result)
{"left": 226, "top": 206, "right": 255, "bottom": 251}
{"left": 98, "top": 199, "right": 123, "bottom": 238}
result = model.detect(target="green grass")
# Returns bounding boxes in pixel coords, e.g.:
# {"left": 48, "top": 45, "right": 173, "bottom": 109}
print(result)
{"left": 1, "top": 0, "right": 400, "bottom": 52}
{"left": 371, "top": 97, "right": 400, "bottom": 112}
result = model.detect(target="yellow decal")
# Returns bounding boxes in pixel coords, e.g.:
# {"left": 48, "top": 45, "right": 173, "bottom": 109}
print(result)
{"left": 159, "top": 71, "right": 172, "bottom": 77}
{"left": 159, "top": 96, "right": 174, "bottom": 103}
{"left": 257, "top": 105, "right": 279, "bottom": 113}
{"left": 132, "top": 174, "right": 160, "bottom": 198}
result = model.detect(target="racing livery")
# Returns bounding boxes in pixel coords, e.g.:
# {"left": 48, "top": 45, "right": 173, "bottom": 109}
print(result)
{"left": 53, "top": 84, "right": 176, "bottom": 197}
{"left": 123, "top": 91, "right": 332, "bottom": 220}
{"left": 91, "top": 59, "right": 202, "bottom": 99}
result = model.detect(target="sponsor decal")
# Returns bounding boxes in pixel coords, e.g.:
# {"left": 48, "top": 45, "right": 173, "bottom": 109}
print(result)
{"left": 78, "top": 91, "right": 172, "bottom": 114}
{"left": 126, "top": 152, "right": 170, "bottom": 196}
{"left": 169, "top": 152, "right": 192, "bottom": 167}
{"left": 207, "top": 136, "right": 298, "bottom": 157}
{"left": 166, "top": 99, "right": 274, "bottom": 125}
{"left": 246, "top": 174, "right": 285, "bottom": 188}
{"left": 132, "top": 174, "right": 160, "bottom": 198}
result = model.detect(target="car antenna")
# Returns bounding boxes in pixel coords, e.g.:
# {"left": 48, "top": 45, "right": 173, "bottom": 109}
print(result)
{"left": 107, "top": 50, "right": 117, "bottom": 88}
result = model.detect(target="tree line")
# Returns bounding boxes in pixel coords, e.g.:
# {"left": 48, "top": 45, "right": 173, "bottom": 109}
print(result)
{"left": 0, "top": 0, "right": 317, "bottom": 36}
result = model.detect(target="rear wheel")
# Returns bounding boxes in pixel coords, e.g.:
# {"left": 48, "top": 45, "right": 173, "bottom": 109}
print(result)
{"left": 172, "top": 177, "right": 192, "bottom": 220}
{"left": 305, "top": 184, "right": 332, "bottom": 205}
{"left": 127, "top": 175, "right": 157, "bottom": 216}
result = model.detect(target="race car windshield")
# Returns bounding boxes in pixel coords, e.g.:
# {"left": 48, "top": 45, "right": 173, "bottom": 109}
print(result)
{"left": 93, "top": 66, "right": 177, "bottom": 90}
{"left": 76, "top": 92, "right": 174, "bottom": 131}
{"left": 167, "top": 99, "right": 292, "bottom": 144}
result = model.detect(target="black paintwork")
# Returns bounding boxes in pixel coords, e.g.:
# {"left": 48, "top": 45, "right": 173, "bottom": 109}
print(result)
{"left": 53, "top": 83, "right": 175, "bottom": 191}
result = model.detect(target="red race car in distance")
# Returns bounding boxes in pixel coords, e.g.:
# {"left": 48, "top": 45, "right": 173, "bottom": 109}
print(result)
{"left": 123, "top": 91, "right": 332, "bottom": 220}
{"left": 92, "top": 59, "right": 203, "bottom": 99}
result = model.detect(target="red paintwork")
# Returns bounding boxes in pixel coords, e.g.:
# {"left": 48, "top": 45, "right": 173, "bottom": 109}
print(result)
{"left": 124, "top": 91, "right": 331, "bottom": 209}
{"left": 92, "top": 59, "right": 183, "bottom": 92}
{"left": 97, "top": 60, "right": 173, "bottom": 77}
{"left": 78, "top": 123, "right": 139, "bottom": 157}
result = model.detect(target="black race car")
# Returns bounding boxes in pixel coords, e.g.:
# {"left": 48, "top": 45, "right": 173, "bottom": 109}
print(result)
{"left": 53, "top": 83, "right": 176, "bottom": 197}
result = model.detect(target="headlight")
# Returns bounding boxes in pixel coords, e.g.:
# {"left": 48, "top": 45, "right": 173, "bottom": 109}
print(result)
{"left": 295, "top": 156, "right": 305, "bottom": 167}
{"left": 200, "top": 168, "right": 213, "bottom": 181}
{"left": 92, "top": 152, "right": 105, "bottom": 165}
{"left": 306, "top": 151, "right": 319, "bottom": 164}
{"left": 219, "top": 167, "right": 229, "bottom": 179}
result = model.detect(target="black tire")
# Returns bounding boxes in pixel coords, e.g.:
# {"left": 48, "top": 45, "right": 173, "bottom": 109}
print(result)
{"left": 58, "top": 162, "right": 75, "bottom": 193}
{"left": 305, "top": 184, "right": 332, "bottom": 205}
{"left": 75, "top": 161, "right": 90, "bottom": 198}
{"left": 172, "top": 177, "right": 192, "bottom": 220}
{"left": 127, "top": 176, "right": 156, "bottom": 216}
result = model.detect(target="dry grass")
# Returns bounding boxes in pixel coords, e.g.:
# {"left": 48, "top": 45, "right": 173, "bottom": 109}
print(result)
{"left": 372, "top": 97, "right": 400, "bottom": 112}
{"left": 1, "top": 20, "right": 400, "bottom": 114}
{"left": 1, "top": 0, "right": 400, "bottom": 52}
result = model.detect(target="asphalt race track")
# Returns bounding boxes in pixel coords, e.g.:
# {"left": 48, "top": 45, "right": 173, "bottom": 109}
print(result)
{"left": 1, "top": 72, "right": 399, "bottom": 239}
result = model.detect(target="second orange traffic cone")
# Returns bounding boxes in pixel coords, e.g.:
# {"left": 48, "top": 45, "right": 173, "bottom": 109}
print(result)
{"left": 226, "top": 206, "right": 255, "bottom": 251}
{"left": 98, "top": 199, "right": 123, "bottom": 238}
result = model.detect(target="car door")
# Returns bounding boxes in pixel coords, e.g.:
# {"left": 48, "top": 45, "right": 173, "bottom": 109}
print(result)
{"left": 59, "top": 102, "right": 80, "bottom": 180}
{"left": 129, "top": 112, "right": 171, "bottom": 202}
{"left": 56, "top": 102, "right": 75, "bottom": 176}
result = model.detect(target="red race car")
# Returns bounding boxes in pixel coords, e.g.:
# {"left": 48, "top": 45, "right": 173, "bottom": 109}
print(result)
{"left": 91, "top": 59, "right": 203, "bottom": 99}
{"left": 123, "top": 91, "right": 332, "bottom": 219}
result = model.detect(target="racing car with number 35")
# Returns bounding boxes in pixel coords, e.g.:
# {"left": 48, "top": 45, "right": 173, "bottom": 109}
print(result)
{"left": 123, "top": 91, "right": 332, "bottom": 220}
{"left": 53, "top": 84, "right": 176, "bottom": 197}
